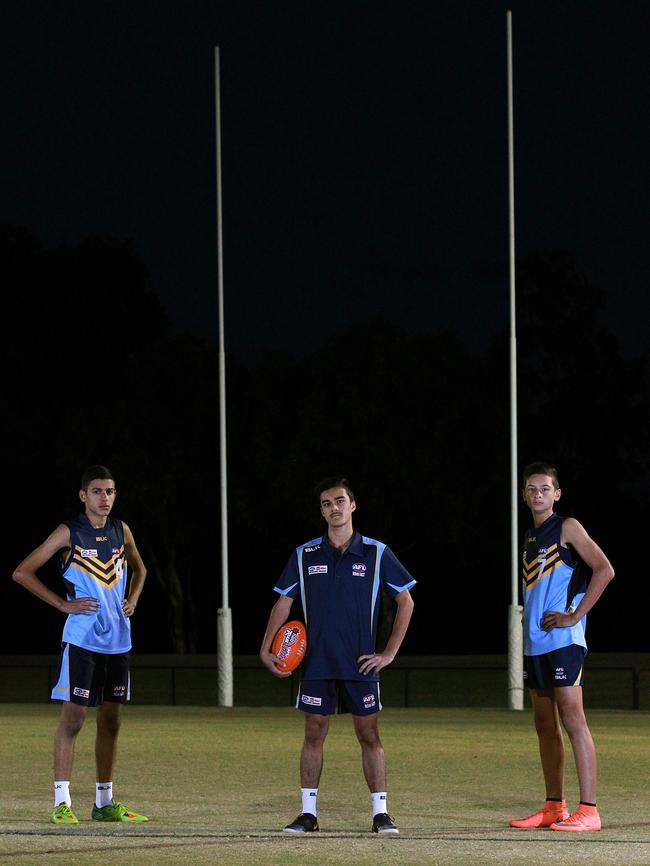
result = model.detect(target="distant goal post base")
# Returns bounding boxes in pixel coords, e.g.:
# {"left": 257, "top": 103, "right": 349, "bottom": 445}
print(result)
{"left": 217, "top": 607, "right": 233, "bottom": 707}
{"left": 508, "top": 604, "right": 524, "bottom": 710}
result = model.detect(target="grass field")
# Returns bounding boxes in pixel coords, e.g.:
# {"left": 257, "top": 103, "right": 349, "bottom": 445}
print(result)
{"left": 1, "top": 704, "right": 649, "bottom": 866}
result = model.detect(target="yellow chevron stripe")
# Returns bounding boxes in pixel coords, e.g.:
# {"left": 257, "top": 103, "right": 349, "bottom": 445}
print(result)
{"left": 523, "top": 562, "right": 542, "bottom": 582}
{"left": 523, "top": 542, "right": 558, "bottom": 572}
{"left": 541, "top": 557, "right": 561, "bottom": 580}
{"left": 573, "top": 665, "right": 583, "bottom": 686}
{"left": 524, "top": 559, "right": 563, "bottom": 593}
{"left": 72, "top": 555, "right": 117, "bottom": 581}
{"left": 70, "top": 559, "right": 124, "bottom": 588}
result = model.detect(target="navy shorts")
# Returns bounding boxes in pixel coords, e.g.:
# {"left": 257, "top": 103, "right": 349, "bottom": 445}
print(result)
{"left": 524, "top": 644, "right": 586, "bottom": 690}
{"left": 296, "top": 679, "right": 382, "bottom": 716}
{"left": 51, "top": 642, "right": 131, "bottom": 706}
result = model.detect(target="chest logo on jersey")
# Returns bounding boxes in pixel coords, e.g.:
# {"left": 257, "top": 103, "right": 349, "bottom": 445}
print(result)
{"left": 352, "top": 563, "right": 367, "bottom": 577}
{"left": 80, "top": 549, "right": 98, "bottom": 558}
{"left": 308, "top": 565, "right": 328, "bottom": 575}
{"left": 305, "top": 545, "right": 321, "bottom": 553}
{"left": 95, "top": 536, "right": 107, "bottom": 542}
{"left": 537, "top": 547, "right": 548, "bottom": 555}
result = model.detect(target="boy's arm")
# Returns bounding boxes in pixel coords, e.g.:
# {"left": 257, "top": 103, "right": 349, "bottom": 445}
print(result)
{"left": 358, "top": 588, "right": 414, "bottom": 674}
{"left": 541, "top": 518, "right": 615, "bottom": 631}
{"left": 122, "top": 522, "right": 147, "bottom": 617}
{"left": 259, "top": 594, "right": 294, "bottom": 678}
{"left": 12, "top": 524, "right": 100, "bottom": 615}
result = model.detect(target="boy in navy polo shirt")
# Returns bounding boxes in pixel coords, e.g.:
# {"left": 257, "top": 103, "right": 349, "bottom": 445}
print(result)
{"left": 510, "top": 462, "right": 614, "bottom": 833}
{"left": 260, "top": 477, "right": 415, "bottom": 835}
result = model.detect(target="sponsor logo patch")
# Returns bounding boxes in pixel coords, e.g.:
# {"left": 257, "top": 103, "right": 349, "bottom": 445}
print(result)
{"left": 352, "top": 563, "right": 367, "bottom": 576}
{"left": 73, "top": 687, "right": 90, "bottom": 698}
{"left": 362, "top": 693, "right": 376, "bottom": 708}
{"left": 301, "top": 694, "right": 322, "bottom": 706}
{"left": 305, "top": 545, "right": 321, "bottom": 553}
{"left": 277, "top": 627, "right": 300, "bottom": 661}
{"left": 554, "top": 666, "right": 567, "bottom": 681}
{"left": 80, "top": 549, "right": 98, "bottom": 558}
{"left": 308, "top": 565, "right": 328, "bottom": 575}
{"left": 113, "top": 684, "right": 126, "bottom": 697}
{"left": 95, "top": 536, "right": 107, "bottom": 542}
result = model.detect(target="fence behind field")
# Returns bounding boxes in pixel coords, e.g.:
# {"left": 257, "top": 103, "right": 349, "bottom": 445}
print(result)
{"left": 1, "top": 654, "right": 649, "bottom": 709}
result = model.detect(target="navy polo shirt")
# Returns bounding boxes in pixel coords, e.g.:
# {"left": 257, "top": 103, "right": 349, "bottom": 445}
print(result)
{"left": 274, "top": 531, "right": 416, "bottom": 681}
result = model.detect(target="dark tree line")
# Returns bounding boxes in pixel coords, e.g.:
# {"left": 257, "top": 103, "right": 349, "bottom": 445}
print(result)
{"left": 1, "top": 227, "right": 648, "bottom": 655}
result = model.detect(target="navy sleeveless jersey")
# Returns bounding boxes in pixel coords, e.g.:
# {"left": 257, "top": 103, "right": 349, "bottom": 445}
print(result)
{"left": 274, "top": 532, "right": 416, "bottom": 681}
{"left": 59, "top": 515, "right": 131, "bottom": 653}
{"left": 522, "top": 513, "right": 589, "bottom": 656}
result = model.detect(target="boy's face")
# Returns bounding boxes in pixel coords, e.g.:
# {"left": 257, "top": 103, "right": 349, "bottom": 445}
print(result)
{"left": 319, "top": 486, "right": 356, "bottom": 530}
{"left": 522, "top": 473, "right": 560, "bottom": 518}
{"left": 80, "top": 478, "right": 116, "bottom": 522}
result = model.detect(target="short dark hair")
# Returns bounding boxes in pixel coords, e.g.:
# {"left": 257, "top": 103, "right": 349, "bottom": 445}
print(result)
{"left": 314, "top": 476, "right": 355, "bottom": 504}
{"left": 522, "top": 461, "right": 560, "bottom": 490}
{"left": 80, "top": 465, "right": 116, "bottom": 490}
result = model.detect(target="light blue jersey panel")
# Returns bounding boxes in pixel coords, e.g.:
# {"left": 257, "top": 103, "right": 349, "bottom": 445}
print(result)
{"left": 61, "top": 516, "right": 132, "bottom": 654}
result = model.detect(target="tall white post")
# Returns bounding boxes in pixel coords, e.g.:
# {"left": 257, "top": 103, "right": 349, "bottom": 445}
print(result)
{"left": 507, "top": 11, "right": 524, "bottom": 711}
{"left": 215, "top": 46, "right": 233, "bottom": 707}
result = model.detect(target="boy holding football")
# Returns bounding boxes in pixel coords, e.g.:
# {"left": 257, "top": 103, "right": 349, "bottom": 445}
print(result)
{"left": 260, "top": 477, "right": 415, "bottom": 834}
{"left": 510, "top": 462, "right": 614, "bottom": 833}
{"left": 13, "top": 465, "right": 148, "bottom": 825}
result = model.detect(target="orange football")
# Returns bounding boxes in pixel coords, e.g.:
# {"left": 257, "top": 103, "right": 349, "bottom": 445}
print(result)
{"left": 271, "top": 620, "right": 307, "bottom": 673}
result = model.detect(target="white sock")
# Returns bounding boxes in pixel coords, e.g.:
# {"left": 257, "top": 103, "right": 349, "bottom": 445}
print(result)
{"left": 372, "top": 791, "right": 387, "bottom": 816}
{"left": 54, "top": 781, "right": 71, "bottom": 807}
{"left": 96, "top": 782, "right": 113, "bottom": 808}
{"left": 301, "top": 787, "right": 318, "bottom": 816}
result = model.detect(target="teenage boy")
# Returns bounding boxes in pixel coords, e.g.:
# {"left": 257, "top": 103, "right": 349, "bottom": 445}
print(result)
{"left": 510, "top": 461, "right": 614, "bottom": 833}
{"left": 13, "top": 465, "right": 148, "bottom": 825}
{"left": 260, "top": 477, "right": 415, "bottom": 835}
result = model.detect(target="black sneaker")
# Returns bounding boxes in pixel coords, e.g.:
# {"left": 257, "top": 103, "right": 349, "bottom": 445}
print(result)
{"left": 283, "top": 812, "right": 319, "bottom": 833}
{"left": 372, "top": 812, "right": 399, "bottom": 834}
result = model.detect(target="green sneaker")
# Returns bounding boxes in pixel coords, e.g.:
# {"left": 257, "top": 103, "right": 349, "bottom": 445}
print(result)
{"left": 51, "top": 803, "right": 79, "bottom": 825}
{"left": 92, "top": 801, "right": 149, "bottom": 823}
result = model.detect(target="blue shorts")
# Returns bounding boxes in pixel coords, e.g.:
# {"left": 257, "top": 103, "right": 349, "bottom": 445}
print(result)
{"left": 296, "top": 680, "right": 382, "bottom": 716}
{"left": 524, "top": 644, "right": 586, "bottom": 690}
{"left": 51, "top": 642, "right": 131, "bottom": 706}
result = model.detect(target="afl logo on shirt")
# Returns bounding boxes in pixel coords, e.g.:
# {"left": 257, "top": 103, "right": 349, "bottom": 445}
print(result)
{"left": 308, "top": 565, "right": 328, "bottom": 575}
{"left": 352, "top": 563, "right": 367, "bottom": 576}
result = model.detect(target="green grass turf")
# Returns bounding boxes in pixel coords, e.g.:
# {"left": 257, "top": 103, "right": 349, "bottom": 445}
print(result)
{"left": 0, "top": 705, "right": 648, "bottom": 865}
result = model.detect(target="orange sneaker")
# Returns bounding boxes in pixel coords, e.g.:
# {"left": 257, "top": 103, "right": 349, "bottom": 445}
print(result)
{"left": 550, "top": 805, "right": 601, "bottom": 832}
{"left": 510, "top": 800, "right": 569, "bottom": 829}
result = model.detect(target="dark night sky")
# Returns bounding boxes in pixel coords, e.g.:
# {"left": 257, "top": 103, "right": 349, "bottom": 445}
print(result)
{"left": 2, "top": 2, "right": 649, "bottom": 658}
{"left": 3, "top": 1, "right": 648, "bottom": 362}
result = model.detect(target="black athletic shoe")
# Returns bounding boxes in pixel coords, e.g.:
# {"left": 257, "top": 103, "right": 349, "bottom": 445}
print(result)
{"left": 372, "top": 812, "right": 399, "bottom": 834}
{"left": 283, "top": 812, "right": 319, "bottom": 833}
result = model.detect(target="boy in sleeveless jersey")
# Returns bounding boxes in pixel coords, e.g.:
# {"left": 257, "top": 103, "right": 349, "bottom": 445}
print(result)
{"left": 13, "top": 466, "right": 148, "bottom": 825}
{"left": 260, "top": 477, "right": 415, "bottom": 835}
{"left": 510, "top": 462, "right": 614, "bottom": 833}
